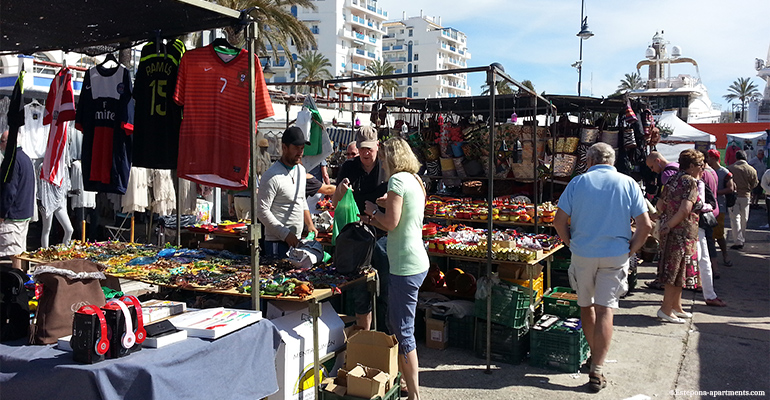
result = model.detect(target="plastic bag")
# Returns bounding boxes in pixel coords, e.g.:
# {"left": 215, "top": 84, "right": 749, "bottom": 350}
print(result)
{"left": 332, "top": 188, "right": 360, "bottom": 245}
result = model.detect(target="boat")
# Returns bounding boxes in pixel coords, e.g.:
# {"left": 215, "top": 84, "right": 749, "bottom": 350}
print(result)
{"left": 631, "top": 31, "right": 721, "bottom": 124}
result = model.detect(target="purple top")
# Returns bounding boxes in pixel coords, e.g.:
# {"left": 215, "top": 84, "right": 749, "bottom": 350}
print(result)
{"left": 661, "top": 162, "right": 680, "bottom": 185}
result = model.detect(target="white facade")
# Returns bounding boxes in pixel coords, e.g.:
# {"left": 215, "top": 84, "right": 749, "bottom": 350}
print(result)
{"left": 268, "top": 0, "right": 389, "bottom": 100}
{"left": 382, "top": 15, "right": 471, "bottom": 99}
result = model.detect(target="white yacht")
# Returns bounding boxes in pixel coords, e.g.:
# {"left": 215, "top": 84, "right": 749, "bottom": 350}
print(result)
{"left": 631, "top": 31, "right": 721, "bottom": 123}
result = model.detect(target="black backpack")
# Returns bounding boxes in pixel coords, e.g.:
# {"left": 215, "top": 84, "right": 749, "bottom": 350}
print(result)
{"left": 1, "top": 265, "right": 31, "bottom": 342}
{"left": 334, "top": 221, "right": 376, "bottom": 275}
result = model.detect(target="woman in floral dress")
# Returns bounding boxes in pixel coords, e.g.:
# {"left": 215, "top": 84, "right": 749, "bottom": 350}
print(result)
{"left": 655, "top": 149, "right": 703, "bottom": 323}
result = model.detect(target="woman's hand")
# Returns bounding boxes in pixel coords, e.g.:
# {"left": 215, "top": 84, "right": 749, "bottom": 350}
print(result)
{"left": 364, "top": 200, "right": 378, "bottom": 217}
{"left": 375, "top": 194, "right": 388, "bottom": 208}
{"left": 659, "top": 223, "right": 671, "bottom": 236}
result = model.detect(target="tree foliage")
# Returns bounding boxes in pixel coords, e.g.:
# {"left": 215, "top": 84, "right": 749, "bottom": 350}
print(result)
{"left": 617, "top": 72, "right": 644, "bottom": 93}
{"left": 362, "top": 60, "right": 399, "bottom": 99}
{"left": 723, "top": 77, "right": 760, "bottom": 122}
{"left": 296, "top": 50, "right": 333, "bottom": 95}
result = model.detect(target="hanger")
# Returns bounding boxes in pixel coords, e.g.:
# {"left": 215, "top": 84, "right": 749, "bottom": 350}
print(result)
{"left": 29, "top": 98, "right": 42, "bottom": 107}
{"left": 99, "top": 53, "right": 118, "bottom": 69}
{"left": 211, "top": 38, "right": 240, "bottom": 55}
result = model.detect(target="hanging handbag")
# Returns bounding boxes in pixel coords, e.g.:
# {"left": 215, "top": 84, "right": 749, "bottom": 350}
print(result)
{"left": 334, "top": 221, "right": 376, "bottom": 275}
{"left": 698, "top": 182, "right": 718, "bottom": 229}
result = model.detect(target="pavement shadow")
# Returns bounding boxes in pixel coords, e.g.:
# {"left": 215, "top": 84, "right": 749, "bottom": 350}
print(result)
{"left": 419, "top": 363, "right": 595, "bottom": 394}
{"left": 613, "top": 313, "right": 662, "bottom": 328}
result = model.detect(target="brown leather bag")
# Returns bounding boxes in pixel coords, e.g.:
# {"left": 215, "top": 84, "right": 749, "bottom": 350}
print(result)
{"left": 30, "top": 259, "right": 107, "bottom": 344}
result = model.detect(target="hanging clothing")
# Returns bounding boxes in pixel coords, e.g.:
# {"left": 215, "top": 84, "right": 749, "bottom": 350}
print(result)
{"left": 150, "top": 169, "right": 176, "bottom": 216}
{"left": 36, "top": 162, "right": 69, "bottom": 219}
{"left": 725, "top": 143, "right": 740, "bottom": 166}
{"left": 1, "top": 71, "right": 25, "bottom": 186}
{"left": 69, "top": 160, "right": 96, "bottom": 209}
{"left": 121, "top": 167, "right": 150, "bottom": 213}
{"left": 41, "top": 68, "right": 76, "bottom": 186}
{"left": 173, "top": 45, "right": 274, "bottom": 190}
{"left": 133, "top": 39, "right": 186, "bottom": 169}
{"left": 20, "top": 102, "right": 47, "bottom": 159}
{"left": 75, "top": 64, "right": 134, "bottom": 194}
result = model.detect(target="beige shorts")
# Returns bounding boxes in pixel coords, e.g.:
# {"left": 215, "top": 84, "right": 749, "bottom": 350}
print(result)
{"left": 568, "top": 253, "right": 629, "bottom": 309}
{"left": 0, "top": 220, "right": 30, "bottom": 258}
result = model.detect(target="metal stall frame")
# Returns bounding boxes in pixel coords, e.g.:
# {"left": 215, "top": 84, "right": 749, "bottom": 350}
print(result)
{"left": 270, "top": 64, "right": 559, "bottom": 373}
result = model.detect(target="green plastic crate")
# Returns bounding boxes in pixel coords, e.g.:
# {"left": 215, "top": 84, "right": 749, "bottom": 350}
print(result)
{"left": 448, "top": 315, "right": 476, "bottom": 350}
{"left": 474, "top": 282, "right": 531, "bottom": 329}
{"left": 529, "top": 320, "right": 589, "bottom": 373}
{"left": 320, "top": 372, "right": 402, "bottom": 400}
{"left": 542, "top": 287, "right": 580, "bottom": 318}
{"left": 474, "top": 320, "right": 530, "bottom": 364}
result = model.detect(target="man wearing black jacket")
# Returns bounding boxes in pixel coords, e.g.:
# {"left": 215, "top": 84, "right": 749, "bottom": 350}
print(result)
{"left": 0, "top": 128, "right": 35, "bottom": 269}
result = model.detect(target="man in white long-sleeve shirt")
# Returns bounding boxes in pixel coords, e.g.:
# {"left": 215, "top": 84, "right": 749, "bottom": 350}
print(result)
{"left": 257, "top": 127, "right": 317, "bottom": 257}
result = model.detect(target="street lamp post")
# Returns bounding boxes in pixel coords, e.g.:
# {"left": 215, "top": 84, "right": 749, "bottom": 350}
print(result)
{"left": 576, "top": 0, "right": 594, "bottom": 96}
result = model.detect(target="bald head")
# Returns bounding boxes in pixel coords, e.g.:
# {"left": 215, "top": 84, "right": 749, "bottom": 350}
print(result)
{"left": 0, "top": 130, "right": 8, "bottom": 153}
{"left": 345, "top": 141, "right": 358, "bottom": 160}
{"left": 646, "top": 151, "right": 669, "bottom": 173}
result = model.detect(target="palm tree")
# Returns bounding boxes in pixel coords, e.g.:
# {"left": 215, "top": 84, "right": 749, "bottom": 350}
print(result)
{"left": 521, "top": 80, "right": 535, "bottom": 92}
{"left": 214, "top": 0, "right": 316, "bottom": 64}
{"left": 723, "top": 77, "right": 760, "bottom": 122}
{"left": 362, "top": 60, "right": 399, "bottom": 99}
{"left": 480, "top": 80, "right": 515, "bottom": 96}
{"left": 617, "top": 72, "right": 644, "bottom": 93}
{"left": 296, "top": 51, "right": 333, "bottom": 95}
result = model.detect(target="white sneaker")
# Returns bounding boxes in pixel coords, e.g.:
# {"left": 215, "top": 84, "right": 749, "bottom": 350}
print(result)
{"left": 760, "top": 224, "right": 770, "bottom": 230}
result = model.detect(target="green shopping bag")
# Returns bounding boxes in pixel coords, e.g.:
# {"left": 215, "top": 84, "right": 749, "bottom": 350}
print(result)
{"left": 332, "top": 188, "right": 360, "bottom": 245}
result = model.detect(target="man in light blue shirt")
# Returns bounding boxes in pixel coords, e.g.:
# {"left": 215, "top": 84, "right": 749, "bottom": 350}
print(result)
{"left": 554, "top": 142, "right": 652, "bottom": 392}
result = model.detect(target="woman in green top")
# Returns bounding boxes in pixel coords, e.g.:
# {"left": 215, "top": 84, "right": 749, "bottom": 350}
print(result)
{"left": 365, "top": 137, "right": 428, "bottom": 400}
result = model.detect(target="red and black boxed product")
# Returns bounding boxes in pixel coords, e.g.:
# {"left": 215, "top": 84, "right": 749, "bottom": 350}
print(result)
{"left": 72, "top": 305, "right": 109, "bottom": 364}
{"left": 102, "top": 302, "right": 133, "bottom": 359}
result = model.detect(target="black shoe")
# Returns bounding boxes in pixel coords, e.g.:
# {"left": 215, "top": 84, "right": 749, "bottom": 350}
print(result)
{"left": 730, "top": 244, "right": 744, "bottom": 250}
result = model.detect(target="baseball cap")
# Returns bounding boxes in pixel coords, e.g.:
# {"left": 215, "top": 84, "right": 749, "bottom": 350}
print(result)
{"left": 707, "top": 149, "right": 720, "bottom": 160}
{"left": 281, "top": 126, "right": 310, "bottom": 146}
{"left": 356, "top": 126, "right": 378, "bottom": 149}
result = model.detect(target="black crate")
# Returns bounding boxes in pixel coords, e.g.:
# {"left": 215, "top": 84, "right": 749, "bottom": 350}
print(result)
{"left": 474, "top": 320, "right": 529, "bottom": 365}
{"left": 448, "top": 315, "right": 475, "bottom": 350}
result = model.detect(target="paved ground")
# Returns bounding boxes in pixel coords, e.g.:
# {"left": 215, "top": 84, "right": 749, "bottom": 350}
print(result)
{"left": 417, "top": 205, "right": 769, "bottom": 400}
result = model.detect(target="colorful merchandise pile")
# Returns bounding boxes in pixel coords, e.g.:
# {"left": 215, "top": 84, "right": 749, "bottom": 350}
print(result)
{"left": 425, "top": 196, "right": 557, "bottom": 224}
{"left": 24, "top": 242, "right": 370, "bottom": 299}
{"left": 424, "top": 224, "right": 561, "bottom": 262}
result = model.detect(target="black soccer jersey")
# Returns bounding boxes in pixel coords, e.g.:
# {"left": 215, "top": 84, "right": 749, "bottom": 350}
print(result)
{"left": 132, "top": 39, "right": 186, "bottom": 169}
{"left": 75, "top": 64, "right": 134, "bottom": 194}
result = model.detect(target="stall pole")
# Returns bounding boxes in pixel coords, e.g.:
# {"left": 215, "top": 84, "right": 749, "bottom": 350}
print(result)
{"left": 484, "top": 65, "right": 497, "bottom": 375}
{"left": 130, "top": 214, "right": 135, "bottom": 243}
{"left": 176, "top": 178, "right": 181, "bottom": 246}
{"left": 246, "top": 20, "right": 261, "bottom": 312}
{"left": 310, "top": 300, "right": 322, "bottom": 399}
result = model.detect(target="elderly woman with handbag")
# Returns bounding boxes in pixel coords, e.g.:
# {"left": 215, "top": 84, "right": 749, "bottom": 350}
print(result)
{"left": 655, "top": 149, "right": 703, "bottom": 323}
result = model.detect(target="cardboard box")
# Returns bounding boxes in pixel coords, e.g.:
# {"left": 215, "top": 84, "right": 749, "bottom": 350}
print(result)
{"left": 345, "top": 330, "right": 399, "bottom": 386}
{"left": 346, "top": 365, "right": 390, "bottom": 399}
{"left": 141, "top": 299, "right": 187, "bottom": 323}
{"left": 426, "top": 315, "right": 448, "bottom": 350}
{"left": 266, "top": 300, "right": 309, "bottom": 320}
{"left": 268, "top": 302, "right": 345, "bottom": 400}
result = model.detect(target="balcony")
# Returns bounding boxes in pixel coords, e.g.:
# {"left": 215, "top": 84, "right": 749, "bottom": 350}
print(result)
{"left": 382, "top": 46, "right": 390, "bottom": 51}
{"left": 352, "top": 63, "right": 367, "bottom": 71}
{"left": 369, "top": 37, "right": 377, "bottom": 44}
{"left": 367, "top": 51, "right": 376, "bottom": 58}
{"left": 354, "top": 32, "right": 365, "bottom": 40}
{"left": 355, "top": 48, "right": 365, "bottom": 56}
{"left": 392, "top": 45, "right": 403, "bottom": 50}
{"left": 449, "top": 46, "right": 456, "bottom": 52}
{"left": 385, "top": 57, "right": 406, "bottom": 63}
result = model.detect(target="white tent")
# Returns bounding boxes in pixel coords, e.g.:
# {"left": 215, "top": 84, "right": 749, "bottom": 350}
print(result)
{"left": 657, "top": 110, "right": 716, "bottom": 143}
{"left": 725, "top": 131, "right": 768, "bottom": 142}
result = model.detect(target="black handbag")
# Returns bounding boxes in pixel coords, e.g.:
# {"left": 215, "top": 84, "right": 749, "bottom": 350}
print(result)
{"left": 699, "top": 211, "right": 718, "bottom": 229}
{"left": 334, "top": 221, "right": 376, "bottom": 275}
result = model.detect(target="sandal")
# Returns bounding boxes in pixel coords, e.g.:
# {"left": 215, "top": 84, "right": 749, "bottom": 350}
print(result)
{"left": 705, "top": 298, "right": 727, "bottom": 307}
{"left": 645, "top": 280, "right": 664, "bottom": 290}
{"left": 588, "top": 374, "right": 607, "bottom": 392}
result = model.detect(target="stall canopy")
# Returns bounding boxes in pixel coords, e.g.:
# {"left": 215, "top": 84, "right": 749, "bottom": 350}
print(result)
{"left": 658, "top": 110, "right": 716, "bottom": 143}
{"left": 725, "top": 131, "right": 768, "bottom": 142}
{"left": 0, "top": 0, "right": 240, "bottom": 55}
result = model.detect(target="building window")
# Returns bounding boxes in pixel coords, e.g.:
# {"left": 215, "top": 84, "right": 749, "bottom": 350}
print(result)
{"left": 408, "top": 29, "right": 413, "bottom": 37}
{"left": 400, "top": 29, "right": 404, "bottom": 34}
{"left": 413, "top": 65, "right": 418, "bottom": 73}
{"left": 311, "top": 25, "right": 320, "bottom": 34}
{"left": 291, "top": 6, "right": 297, "bottom": 17}
{"left": 413, "top": 54, "right": 419, "bottom": 61}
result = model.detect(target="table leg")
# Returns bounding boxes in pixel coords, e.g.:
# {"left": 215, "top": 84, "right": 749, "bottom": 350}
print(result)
{"left": 309, "top": 300, "right": 322, "bottom": 398}
{"left": 368, "top": 276, "right": 378, "bottom": 331}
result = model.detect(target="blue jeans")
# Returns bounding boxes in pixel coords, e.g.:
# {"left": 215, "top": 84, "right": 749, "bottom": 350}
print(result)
{"left": 387, "top": 269, "right": 428, "bottom": 355}
{"left": 263, "top": 241, "right": 290, "bottom": 258}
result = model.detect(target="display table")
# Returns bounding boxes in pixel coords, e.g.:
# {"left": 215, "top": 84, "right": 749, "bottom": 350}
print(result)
{"left": 0, "top": 319, "right": 282, "bottom": 400}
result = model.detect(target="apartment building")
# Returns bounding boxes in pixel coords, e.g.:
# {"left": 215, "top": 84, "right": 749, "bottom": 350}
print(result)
{"left": 267, "top": 0, "right": 389, "bottom": 99}
{"left": 382, "top": 15, "right": 471, "bottom": 99}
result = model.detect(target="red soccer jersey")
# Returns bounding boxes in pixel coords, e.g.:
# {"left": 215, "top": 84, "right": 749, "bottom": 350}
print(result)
{"left": 41, "top": 67, "right": 76, "bottom": 186}
{"left": 174, "top": 46, "right": 274, "bottom": 190}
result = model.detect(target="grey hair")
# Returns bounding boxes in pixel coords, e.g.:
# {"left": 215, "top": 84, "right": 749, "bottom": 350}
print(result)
{"left": 587, "top": 142, "right": 615, "bottom": 165}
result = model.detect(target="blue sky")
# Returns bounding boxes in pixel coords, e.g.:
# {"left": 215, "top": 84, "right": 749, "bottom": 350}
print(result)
{"left": 383, "top": 0, "right": 769, "bottom": 110}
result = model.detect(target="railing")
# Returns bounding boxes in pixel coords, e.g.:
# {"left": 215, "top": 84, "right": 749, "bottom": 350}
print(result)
{"left": 449, "top": 46, "right": 456, "bottom": 52}
{"left": 382, "top": 46, "right": 390, "bottom": 51}
{"left": 355, "top": 49, "right": 365, "bottom": 56}
{"left": 352, "top": 63, "right": 366, "bottom": 71}
{"left": 355, "top": 32, "right": 365, "bottom": 40}
{"left": 369, "top": 37, "right": 377, "bottom": 44}
{"left": 392, "top": 45, "right": 403, "bottom": 50}
{"left": 367, "top": 51, "right": 376, "bottom": 58}
{"left": 385, "top": 57, "right": 406, "bottom": 62}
